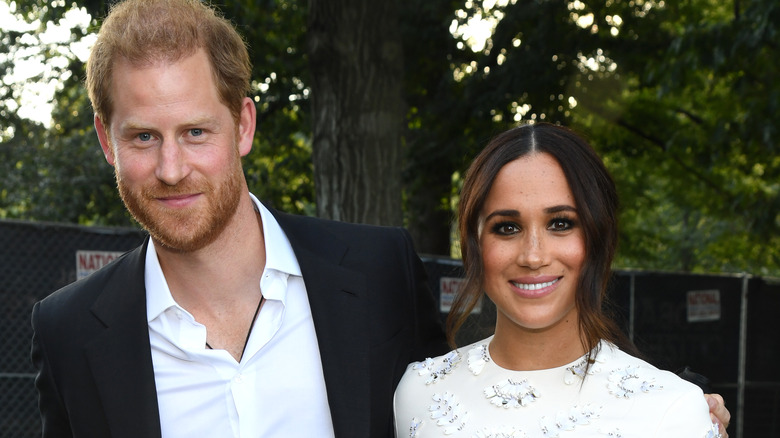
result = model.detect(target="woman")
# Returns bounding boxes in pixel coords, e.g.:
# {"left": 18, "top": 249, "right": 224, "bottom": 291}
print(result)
{"left": 394, "top": 123, "right": 722, "bottom": 437}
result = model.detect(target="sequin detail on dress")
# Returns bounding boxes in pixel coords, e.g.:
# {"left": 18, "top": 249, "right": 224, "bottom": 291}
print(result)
{"left": 429, "top": 392, "right": 469, "bottom": 434}
{"left": 484, "top": 378, "right": 540, "bottom": 408}
{"left": 705, "top": 422, "right": 724, "bottom": 438}
{"left": 467, "top": 343, "right": 490, "bottom": 375}
{"left": 413, "top": 350, "right": 462, "bottom": 385}
{"left": 564, "top": 351, "right": 605, "bottom": 385}
{"left": 474, "top": 426, "right": 527, "bottom": 438}
{"left": 408, "top": 417, "right": 423, "bottom": 437}
{"left": 539, "top": 404, "right": 601, "bottom": 437}
{"left": 607, "top": 366, "right": 662, "bottom": 398}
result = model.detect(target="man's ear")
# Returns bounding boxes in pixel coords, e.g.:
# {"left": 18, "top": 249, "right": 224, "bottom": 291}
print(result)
{"left": 237, "top": 97, "right": 257, "bottom": 158}
{"left": 95, "top": 115, "right": 116, "bottom": 166}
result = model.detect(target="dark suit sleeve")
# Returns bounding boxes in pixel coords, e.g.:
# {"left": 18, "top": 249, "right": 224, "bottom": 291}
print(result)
{"left": 398, "top": 228, "right": 449, "bottom": 361}
{"left": 31, "top": 301, "right": 74, "bottom": 438}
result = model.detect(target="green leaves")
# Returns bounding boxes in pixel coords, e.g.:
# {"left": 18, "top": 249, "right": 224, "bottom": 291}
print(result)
{"left": 2, "top": 0, "right": 777, "bottom": 275}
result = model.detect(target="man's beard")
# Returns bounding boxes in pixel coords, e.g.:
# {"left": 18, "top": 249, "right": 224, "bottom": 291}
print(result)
{"left": 116, "top": 158, "right": 244, "bottom": 253}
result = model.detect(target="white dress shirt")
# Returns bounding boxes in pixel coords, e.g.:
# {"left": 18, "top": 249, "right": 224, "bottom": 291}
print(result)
{"left": 146, "top": 194, "right": 335, "bottom": 438}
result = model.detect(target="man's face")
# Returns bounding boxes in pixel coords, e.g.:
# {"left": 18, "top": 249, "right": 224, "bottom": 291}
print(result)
{"left": 97, "top": 49, "right": 251, "bottom": 252}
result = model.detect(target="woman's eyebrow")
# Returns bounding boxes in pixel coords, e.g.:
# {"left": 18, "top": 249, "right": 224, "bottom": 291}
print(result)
{"left": 544, "top": 205, "right": 577, "bottom": 214}
{"left": 483, "top": 209, "right": 520, "bottom": 222}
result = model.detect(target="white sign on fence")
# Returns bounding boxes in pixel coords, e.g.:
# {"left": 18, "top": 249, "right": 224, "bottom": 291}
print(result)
{"left": 76, "top": 250, "right": 125, "bottom": 279}
{"left": 686, "top": 289, "right": 721, "bottom": 322}
{"left": 439, "top": 276, "right": 481, "bottom": 314}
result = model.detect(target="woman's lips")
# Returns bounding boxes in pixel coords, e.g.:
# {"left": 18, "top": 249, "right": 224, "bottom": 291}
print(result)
{"left": 509, "top": 277, "right": 561, "bottom": 297}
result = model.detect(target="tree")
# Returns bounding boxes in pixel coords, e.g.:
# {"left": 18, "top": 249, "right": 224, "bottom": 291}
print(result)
{"left": 3, "top": 0, "right": 778, "bottom": 276}
{"left": 402, "top": 0, "right": 779, "bottom": 275}
{"left": 1, "top": 0, "right": 317, "bottom": 223}
{"left": 0, "top": 0, "right": 125, "bottom": 224}
{"left": 566, "top": 0, "right": 780, "bottom": 274}
{"left": 307, "top": 0, "right": 406, "bottom": 225}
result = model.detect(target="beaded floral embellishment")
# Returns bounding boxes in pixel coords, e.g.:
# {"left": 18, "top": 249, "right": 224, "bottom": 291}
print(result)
{"left": 467, "top": 343, "right": 491, "bottom": 375}
{"left": 429, "top": 392, "right": 469, "bottom": 434}
{"left": 564, "top": 353, "right": 605, "bottom": 384}
{"left": 598, "top": 427, "right": 622, "bottom": 437}
{"left": 539, "top": 405, "right": 601, "bottom": 438}
{"left": 484, "top": 378, "right": 540, "bottom": 408}
{"left": 705, "top": 422, "right": 724, "bottom": 438}
{"left": 413, "top": 350, "right": 462, "bottom": 385}
{"left": 408, "top": 417, "right": 423, "bottom": 437}
{"left": 474, "top": 426, "right": 527, "bottom": 438}
{"left": 607, "top": 366, "right": 662, "bottom": 398}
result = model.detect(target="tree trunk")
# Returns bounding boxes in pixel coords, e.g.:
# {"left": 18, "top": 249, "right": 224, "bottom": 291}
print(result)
{"left": 406, "top": 175, "right": 453, "bottom": 256}
{"left": 307, "top": 0, "right": 405, "bottom": 226}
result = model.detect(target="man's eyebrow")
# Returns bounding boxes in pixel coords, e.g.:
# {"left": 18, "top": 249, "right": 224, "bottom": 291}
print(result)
{"left": 181, "top": 116, "right": 219, "bottom": 127}
{"left": 119, "top": 116, "right": 219, "bottom": 132}
{"left": 117, "top": 121, "right": 148, "bottom": 131}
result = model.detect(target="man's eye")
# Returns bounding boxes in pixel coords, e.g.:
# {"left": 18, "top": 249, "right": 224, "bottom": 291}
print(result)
{"left": 138, "top": 133, "right": 152, "bottom": 141}
{"left": 190, "top": 129, "right": 203, "bottom": 136}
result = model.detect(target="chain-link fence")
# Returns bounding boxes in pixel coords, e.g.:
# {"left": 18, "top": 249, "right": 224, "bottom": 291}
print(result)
{"left": 3, "top": 221, "right": 778, "bottom": 437}
{"left": 0, "top": 220, "right": 145, "bottom": 438}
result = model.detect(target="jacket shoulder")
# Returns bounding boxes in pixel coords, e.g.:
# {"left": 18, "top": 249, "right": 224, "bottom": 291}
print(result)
{"left": 35, "top": 243, "right": 146, "bottom": 324}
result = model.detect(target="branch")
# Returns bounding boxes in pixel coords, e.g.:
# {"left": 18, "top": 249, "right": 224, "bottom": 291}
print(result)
{"left": 613, "top": 118, "right": 733, "bottom": 200}
{"left": 674, "top": 108, "right": 705, "bottom": 125}
{"left": 577, "top": 98, "right": 733, "bottom": 201}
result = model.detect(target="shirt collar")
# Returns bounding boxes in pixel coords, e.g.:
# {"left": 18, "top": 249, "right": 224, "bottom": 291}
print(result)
{"left": 250, "top": 193, "right": 301, "bottom": 278}
{"left": 145, "top": 192, "right": 301, "bottom": 323}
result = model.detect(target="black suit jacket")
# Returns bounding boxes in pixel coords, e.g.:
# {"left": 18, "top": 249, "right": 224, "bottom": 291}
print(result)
{"left": 31, "top": 207, "right": 448, "bottom": 438}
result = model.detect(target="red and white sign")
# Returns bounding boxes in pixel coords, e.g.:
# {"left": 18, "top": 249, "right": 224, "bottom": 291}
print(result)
{"left": 76, "top": 250, "right": 125, "bottom": 279}
{"left": 439, "top": 276, "right": 481, "bottom": 314}
{"left": 686, "top": 289, "right": 721, "bottom": 322}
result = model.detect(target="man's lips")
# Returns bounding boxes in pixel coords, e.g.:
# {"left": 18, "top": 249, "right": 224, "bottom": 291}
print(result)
{"left": 155, "top": 193, "right": 201, "bottom": 207}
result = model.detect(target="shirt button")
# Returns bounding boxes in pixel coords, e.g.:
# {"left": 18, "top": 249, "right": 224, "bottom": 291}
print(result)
{"left": 234, "top": 373, "right": 244, "bottom": 383}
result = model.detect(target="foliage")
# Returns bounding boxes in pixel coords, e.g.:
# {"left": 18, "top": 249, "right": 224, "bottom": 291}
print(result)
{"left": 221, "top": 0, "right": 315, "bottom": 214}
{"left": 420, "top": 0, "right": 779, "bottom": 276}
{"left": 0, "top": 0, "right": 125, "bottom": 224}
{"left": 0, "top": 0, "right": 314, "bottom": 224}
{"left": 565, "top": 0, "right": 780, "bottom": 275}
{"left": 1, "top": 0, "right": 778, "bottom": 276}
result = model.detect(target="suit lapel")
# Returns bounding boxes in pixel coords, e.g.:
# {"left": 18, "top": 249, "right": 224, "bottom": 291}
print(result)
{"left": 85, "top": 242, "right": 162, "bottom": 438}
{"left": 272, "top": 211, "right": 371, "bottom": 438}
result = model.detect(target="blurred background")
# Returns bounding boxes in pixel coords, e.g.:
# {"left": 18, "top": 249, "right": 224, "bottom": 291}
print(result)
{"left": 1, "top": 0, "right": 778, "bottom": 436}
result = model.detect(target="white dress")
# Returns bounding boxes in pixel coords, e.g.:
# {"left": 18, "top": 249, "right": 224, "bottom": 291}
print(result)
{"left": 394, "top": 337, "right": 720, "bottom": 438}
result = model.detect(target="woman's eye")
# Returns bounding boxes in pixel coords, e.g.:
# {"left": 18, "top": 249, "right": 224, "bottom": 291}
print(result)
{"left": 549, "top": 219, "right": 573, "bottom": 231}
{"left": 492, "top": 223, "right": 519, "bottom": 235}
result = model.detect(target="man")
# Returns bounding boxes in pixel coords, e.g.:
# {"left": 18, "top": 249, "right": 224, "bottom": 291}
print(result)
{"left": 31, "top": 0, "right": 730, "bottom": 437}
{"left": 32, "top": 0, "right": 445, "bottom": 436}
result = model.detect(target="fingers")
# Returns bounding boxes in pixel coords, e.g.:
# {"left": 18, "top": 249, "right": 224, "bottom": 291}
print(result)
{"left": 705, "top": 393, "right": 730, "bottom": 437}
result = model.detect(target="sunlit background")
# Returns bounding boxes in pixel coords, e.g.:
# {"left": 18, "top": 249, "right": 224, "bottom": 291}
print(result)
{"left": 2, "top": 0, "right": 624, "bottom": 127}
{"left": 1, "top": 0, "right": 94, "bottom": 127}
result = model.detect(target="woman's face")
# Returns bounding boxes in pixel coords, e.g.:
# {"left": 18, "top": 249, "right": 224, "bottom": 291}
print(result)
{"left": 479, "top": 152, "right": 585, "bottom": 338}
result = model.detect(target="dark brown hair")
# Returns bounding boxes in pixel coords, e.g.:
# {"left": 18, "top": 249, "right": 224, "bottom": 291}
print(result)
{"left": 86, "top": 0, "right": 251, "bottom": 127}
{"left": 448, "top": 122, "right": 636, "bottom": 358}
